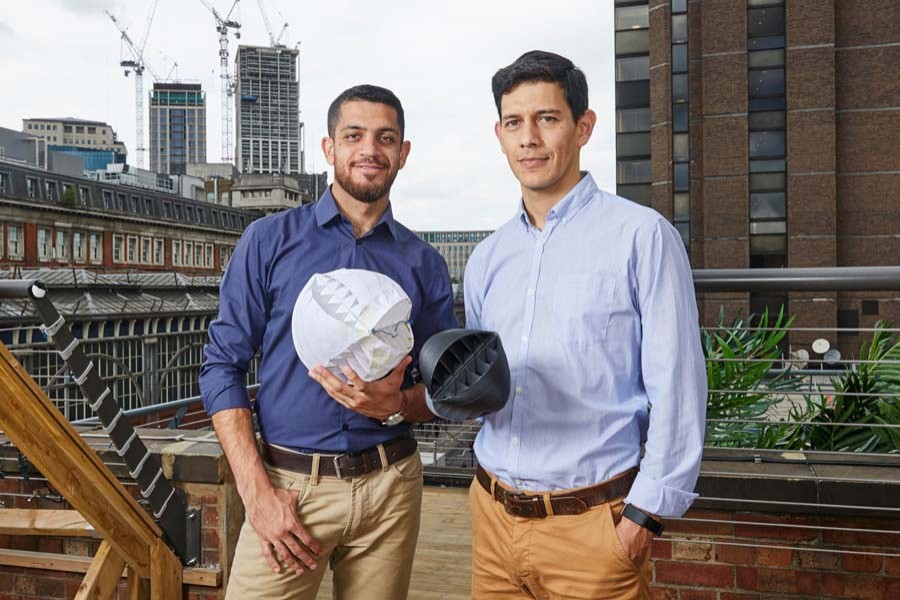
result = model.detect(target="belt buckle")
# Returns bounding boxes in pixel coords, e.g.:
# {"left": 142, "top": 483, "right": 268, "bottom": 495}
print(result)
{"left": 332, "top": 454, "right": 345, "bottom": 480}
{"left": 506, "top": 493, "right": 547, "bottom": 519}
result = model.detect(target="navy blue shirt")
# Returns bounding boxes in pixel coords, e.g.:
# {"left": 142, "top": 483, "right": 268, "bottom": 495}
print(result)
{"left": 199, "top": 188, "right": 457, "bottom": 453}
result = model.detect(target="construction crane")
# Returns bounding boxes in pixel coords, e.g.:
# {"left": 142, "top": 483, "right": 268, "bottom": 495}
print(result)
{"left": 105, "top": 1, "right": 160, "bottom": 169}
{"left": 200, "top": 0, "right": 241, "bottom": 164}
{"left": 256, "top": 0, "right": 288, "bottom": 48}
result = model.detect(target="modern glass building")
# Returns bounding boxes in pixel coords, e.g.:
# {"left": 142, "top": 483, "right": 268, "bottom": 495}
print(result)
{"left": 149, "top": 83, "right": 207, "bottom": 175}
{"left": 47, "top": 146, "right": 126, "bottom": 171}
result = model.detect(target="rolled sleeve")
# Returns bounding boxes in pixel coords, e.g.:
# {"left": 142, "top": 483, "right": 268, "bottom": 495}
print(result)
{"left": 628, "top": 217, "right": 707, "bottom": 518}
{"left": 199, "top": 222, "right": 270, "bottom": 417}
{"left": 625, "top": 470, "right": 699, "bottom": 517}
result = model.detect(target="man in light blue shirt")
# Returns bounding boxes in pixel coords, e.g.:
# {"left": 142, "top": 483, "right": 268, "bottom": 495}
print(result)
{"left": 465, "top": 51, "right": 707, "bottom": 598}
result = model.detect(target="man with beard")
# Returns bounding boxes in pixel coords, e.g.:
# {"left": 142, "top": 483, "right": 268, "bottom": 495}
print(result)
{"left": 200, "top": 84, "right": 457, "bottom": 599}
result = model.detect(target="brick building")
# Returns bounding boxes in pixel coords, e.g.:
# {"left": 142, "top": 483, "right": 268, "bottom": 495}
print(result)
{"left": 614, "top": 0, "right": 900, "bottom": 353}
{"left": 0, "top": 159, "right": 259, "bottom": 275}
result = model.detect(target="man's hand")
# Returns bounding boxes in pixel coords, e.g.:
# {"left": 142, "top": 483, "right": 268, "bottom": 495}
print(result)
{"left": 245, "top": 485, "right": 322, "bottom": 575}
{"left": 211, "top": 408, "right": 321, "bottom": 576}
{"left": 309, "top": 356, "right": 412, "bottom": 421}
{"left": 614, "top": 514, "right": 655, "bottom": 565}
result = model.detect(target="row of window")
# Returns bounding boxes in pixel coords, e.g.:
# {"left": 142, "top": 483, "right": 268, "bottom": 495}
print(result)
{"left": 615, "top": 0, "right": 651, "bottom": 207}
{"left": 26, "top": 123, "right": 107, "bottom": 136}
{"left": 671, "top": 0, "right": 690, "bottom": 251}
{"left": 4, "top": 171, "right": 247, "bottom": 229}
{"left": 748, "top": 0, "right": 787, "bottom": 268}
{"left": 35, "top": 227, "right": 103, "bottom": 263}
{"left": 0, "top": 223, "right": 235, "bottom": 272}
{"left": 110, "top": 236, "right": 233, "bottom": 270}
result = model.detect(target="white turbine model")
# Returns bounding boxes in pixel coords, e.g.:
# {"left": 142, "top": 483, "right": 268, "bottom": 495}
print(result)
{"left": 291, "top": 269, "right": 414, "bottom": 382}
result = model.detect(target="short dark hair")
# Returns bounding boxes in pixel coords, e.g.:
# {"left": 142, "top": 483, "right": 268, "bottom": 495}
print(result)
{"left": 327, "top": 84, "right": 405, "bottom": 139}
{"left": 491, "top": 50, "right": 589, "bottom": 122}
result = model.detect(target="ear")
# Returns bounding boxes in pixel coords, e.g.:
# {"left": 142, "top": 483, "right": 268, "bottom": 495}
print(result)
{"left": 575, "top": 109, "right": 597, "bottom": 148}
{"left": 321, "top": 136, "right": 335, "bottom": 166}
{"left": 398, "top": 139, "right": 411, "bottom": 170}
{"left": 494, "top": 121, "right": 506, "bottom": 155}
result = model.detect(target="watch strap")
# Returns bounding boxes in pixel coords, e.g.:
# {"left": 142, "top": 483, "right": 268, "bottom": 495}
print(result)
{"left": 622, "top": 504, "right": 665, "bottom": 535}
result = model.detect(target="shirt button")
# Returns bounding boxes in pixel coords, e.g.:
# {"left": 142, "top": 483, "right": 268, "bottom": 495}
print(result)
{"left": 341, "top": 423, "right": 350, "bottom": 431}
{"left": 527, "top": 288, "right": 535, "bottom": 295}
{"left": 515, "top": 385, "right": 524, "bottom": 394}
{"left": 521, "top": 335, "right": 528, "bottom": 343}
{"left": 516, "top": 479, "right": 524, "bottom": 487}
{"left": 511, "top": 436, "right": 519, "bottom": 446}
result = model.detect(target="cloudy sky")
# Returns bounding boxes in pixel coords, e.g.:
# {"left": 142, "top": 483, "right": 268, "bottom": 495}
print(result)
{"left": 0, "top": 0, "right": 616, "bottom": 230}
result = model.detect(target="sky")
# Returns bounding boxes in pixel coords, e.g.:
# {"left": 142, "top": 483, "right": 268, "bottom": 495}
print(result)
{"left": 0, "top": 0, "right": 616, "bottom": 230}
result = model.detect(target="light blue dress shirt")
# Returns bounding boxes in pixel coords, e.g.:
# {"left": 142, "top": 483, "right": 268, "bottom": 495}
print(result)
{"left": 464, "top": 173, "right": 707, "bottom": 517}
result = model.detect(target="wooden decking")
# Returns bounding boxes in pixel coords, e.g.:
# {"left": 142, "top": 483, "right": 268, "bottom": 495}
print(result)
{"left": 316, "top": 485, "right": 473, "bottom": 600}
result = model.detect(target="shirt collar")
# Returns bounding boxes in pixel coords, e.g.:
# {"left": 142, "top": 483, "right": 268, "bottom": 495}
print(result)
{"left": 517, "top": 171, "right": 598, "bottom": 231}
{"left": 315, "top": 186, "right": 399, "bottom": 239}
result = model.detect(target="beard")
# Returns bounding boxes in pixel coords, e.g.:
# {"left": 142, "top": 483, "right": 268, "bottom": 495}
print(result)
{"left": 334, "top": 160, "right": 400, "bottom": 204}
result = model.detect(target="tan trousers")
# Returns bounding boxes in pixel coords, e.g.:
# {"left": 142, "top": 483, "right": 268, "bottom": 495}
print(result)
{"left": 225, "top": 452, "right": 424, "bottom": 600}
{"left": 469, "top": 475, "right": 651, "bottom": 600}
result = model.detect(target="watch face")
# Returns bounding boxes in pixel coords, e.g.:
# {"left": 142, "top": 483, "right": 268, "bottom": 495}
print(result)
{"left": 385, "top": 413, "right": 404, "bottom": 426}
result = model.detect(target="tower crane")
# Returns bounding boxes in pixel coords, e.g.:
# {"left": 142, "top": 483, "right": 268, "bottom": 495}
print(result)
{"left": 105, "top": 1, "right": 159, "bottom": 169}
{"left": 256, "top": 0, "right": 288, "bottom": 48}
{"left": 200, "top": 0, "right": 241, "bottom": 164}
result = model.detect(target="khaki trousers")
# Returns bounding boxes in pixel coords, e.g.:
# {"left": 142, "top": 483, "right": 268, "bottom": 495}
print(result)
{"left": 469, "top": 475, "right": 651, "bottom": 600}
{"left": 225, "top": 452, "right": 424, "bottom": 600}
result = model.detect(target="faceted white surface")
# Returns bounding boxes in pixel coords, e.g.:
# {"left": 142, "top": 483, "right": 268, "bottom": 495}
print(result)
{"left": 292, "top": 268, "right": 413, "bottom": 382}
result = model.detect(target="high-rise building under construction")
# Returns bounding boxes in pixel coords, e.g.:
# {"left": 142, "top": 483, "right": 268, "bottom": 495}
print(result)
{"left": 235, "top": 45, "right": 303, "bottom": 175}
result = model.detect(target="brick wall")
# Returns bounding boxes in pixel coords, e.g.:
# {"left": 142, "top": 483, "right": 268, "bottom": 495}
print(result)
{"left": 0, "top": 430, "right": 239, "bottom": 599}
{"left": 651, "top": 508, "right": 900, "bottom": 599}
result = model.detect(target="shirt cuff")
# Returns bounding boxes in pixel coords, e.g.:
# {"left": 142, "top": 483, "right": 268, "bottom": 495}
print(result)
{"left": 203, "top": 381, "right": 253, "bottom": 417}
{"left": 625, "top": 470, "right": 699, "bottom": 518}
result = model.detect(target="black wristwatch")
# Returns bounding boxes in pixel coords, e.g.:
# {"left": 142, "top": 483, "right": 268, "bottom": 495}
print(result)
{"left": 622, "top": 504, "right": 665, "bottom": 536}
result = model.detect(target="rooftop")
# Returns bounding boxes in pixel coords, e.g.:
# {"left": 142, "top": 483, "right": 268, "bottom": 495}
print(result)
{"left": 24, "top": 118, "right": 111, "bottom": 127}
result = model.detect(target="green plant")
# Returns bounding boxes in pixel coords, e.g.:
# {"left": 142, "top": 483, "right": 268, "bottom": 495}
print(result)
{"left": 703, "top": 306, "right": 799, "bottom": 448}
{"left": 783, "top": 322, "right": 900, "bottom": 453}
{"left": 62, "top": 186, "right": 76, "bottom": 206}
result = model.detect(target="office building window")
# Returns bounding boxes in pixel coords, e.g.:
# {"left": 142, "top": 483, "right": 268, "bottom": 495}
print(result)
{"left": 194, "top": 242, "right": 203, "bottom": 267}
{"left": 38, "top": 228, "right": 51, "bottom": 260}
{"left": 141, "top": 237, "right": 151, "bottom": 264}
{"left": 127, "top": 236, "right": 137, "bottom": 263}
{"left": 615, "top": 0, "right": 651, "bottom": 206}
{"left": 79, "top": 187, "right": 90, "bottom": 205}
{"left": 55, "top": 230, "right": 68, "bottom": 260}
{"left": 102, "top": 190, "right": 112, "bottom": 209}
{"left": 748, "top": 0, "right": 786, "bottom": 268}
{"left": 7, "top": 225, "right": 22, "bottom": 259}
{"left": 26, "top": 177, "right": 38, "bottom": 199}
{"left": 73, "top": 231, "right": 85, "bottom": 262}
{"left": 172, "top": 240, "right": 182, "bottom": 266}
{"left": 113, "top": 235, "right": 124, "bottom": 263}
{"left": 89, "top": 232, "right": 102, "bottom": 263}
{"left": 0, "top": 172, "right": 8, "bottom": 194}
{"left": 205, "top": 243, "right": 213, "bottom": 268}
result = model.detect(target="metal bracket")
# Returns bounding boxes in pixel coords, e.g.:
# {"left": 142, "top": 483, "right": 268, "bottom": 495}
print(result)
{"left": 184, "top": 508, "right": 202, "bottom": 567}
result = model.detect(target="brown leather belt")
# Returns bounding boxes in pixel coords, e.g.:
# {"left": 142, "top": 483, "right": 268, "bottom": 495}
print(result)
{"left": 261, "top": 436, "right": 418, "bottom": 480}
{"left": 475, "top": 464, "right": 638, "bottom": 518}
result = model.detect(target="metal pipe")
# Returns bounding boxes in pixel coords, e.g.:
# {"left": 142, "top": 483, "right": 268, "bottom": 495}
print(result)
{"left": 693, "top": 266, "right": 900, "bottom": 292}
{"left": 0, "top": 280, "right": 45, "bottom": 300}
{"left": 71, "top": 383, "right": 259, "bottom": 425}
